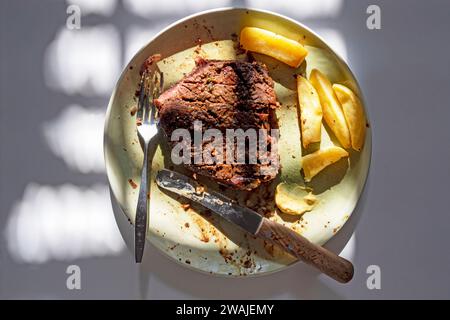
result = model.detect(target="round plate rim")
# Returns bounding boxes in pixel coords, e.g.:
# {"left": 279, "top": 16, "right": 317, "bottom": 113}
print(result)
{"left": 103, "top": 7, "right": 372, "bottom": 277}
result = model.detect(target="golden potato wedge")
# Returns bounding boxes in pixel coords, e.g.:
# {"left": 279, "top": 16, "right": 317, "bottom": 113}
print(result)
{"left": 333, "top": 84, "right": 367, "bottom": 151}
{"left": 275, "top": 183, "right": 318, "bottom": 216}
{"left": 309, "top": 69, "right": 351, "bottom": 148}
{"left": 240, "top": 27, "right": 308, "bottom": 68}
{"left": 302, "top": 146, "right": 349, "bottom": 182}
{"left": 297, "top": 76, "right": 323, "bottom": 148}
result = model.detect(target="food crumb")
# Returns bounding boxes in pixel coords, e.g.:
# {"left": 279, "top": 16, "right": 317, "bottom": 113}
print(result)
{"left": 130, "top": 105, "right": 138, "bottom": 116}
{"left": 184, "top": 222, "right": 190, "bottom": 228}
{"left": 181, "top": 203, "right": 191, "bottom": 211}
{"left": 194, "top": 46, "right": 202, "bottom": 55}
{"left": 128, "top": 179, "right": 138, "bottom": 189}
{"left": 140, "top": 54, "right": 162, "bottom": 75}
{"left": 195, "top": 185, "right": 205, "bottom": 194}
{"left": 243, "top": 259, "right": 252, "bottom": 269}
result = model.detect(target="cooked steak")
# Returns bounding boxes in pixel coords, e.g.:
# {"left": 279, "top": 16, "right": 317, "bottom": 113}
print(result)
{"left": 154, "top": 58, "right": 279, "bottom": 190}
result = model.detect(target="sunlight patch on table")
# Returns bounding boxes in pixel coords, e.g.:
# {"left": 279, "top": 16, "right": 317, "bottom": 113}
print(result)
{"left": 247, "top": 0, "right": 343, "bottom": 19}
{"left": 42, "top": 104, "right": 105, "bottom": 174}
{"left": 123, "top": 0, "right": 230, "bottom": 17}
{"left": 5, "top": 184, "right": 125, "bottom": 264}
{"left": 66, "top": 0, "right": 117, "bottom": 16}
{"left": 44, "top": 25, "right": 120, "bottom": 96}
{"left": 339, "top": 233, "right": 356, "bottom": 260}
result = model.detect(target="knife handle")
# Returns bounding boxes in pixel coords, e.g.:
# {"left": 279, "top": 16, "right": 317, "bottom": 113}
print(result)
{"left": 258, "top": 218, "right": 354, "bottom": 283}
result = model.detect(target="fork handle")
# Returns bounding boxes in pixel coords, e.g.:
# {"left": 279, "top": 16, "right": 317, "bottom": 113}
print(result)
{"left": 135, "top": 142, "right": 150, "bottom": 263}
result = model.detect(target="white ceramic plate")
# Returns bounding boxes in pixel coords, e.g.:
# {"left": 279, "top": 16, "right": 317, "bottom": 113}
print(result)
{"left": 104, "top": 8, "right": 371, "bottom": 277}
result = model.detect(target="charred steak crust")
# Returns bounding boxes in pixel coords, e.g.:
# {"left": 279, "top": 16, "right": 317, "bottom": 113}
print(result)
{"left": 154, "top": 58, "right": 280, "bottom": 190}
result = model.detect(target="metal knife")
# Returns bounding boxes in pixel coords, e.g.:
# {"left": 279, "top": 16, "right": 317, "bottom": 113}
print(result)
{"left": 156, "top": 169, "right": 354, "bottom": 283}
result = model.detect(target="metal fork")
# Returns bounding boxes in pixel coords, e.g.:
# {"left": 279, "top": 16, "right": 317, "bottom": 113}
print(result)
{"left": 135, "top": 65, "right": 163, "bottom": 263}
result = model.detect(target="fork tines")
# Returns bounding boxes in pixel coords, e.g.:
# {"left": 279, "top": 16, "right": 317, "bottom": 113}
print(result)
{"left": 137, "top": 65, "right": 163, "bottom": 125}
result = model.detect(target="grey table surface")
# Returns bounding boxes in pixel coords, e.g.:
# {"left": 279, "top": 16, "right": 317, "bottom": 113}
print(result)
{"left": 1, "top": 0, "right": 449, "bottom": 299}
